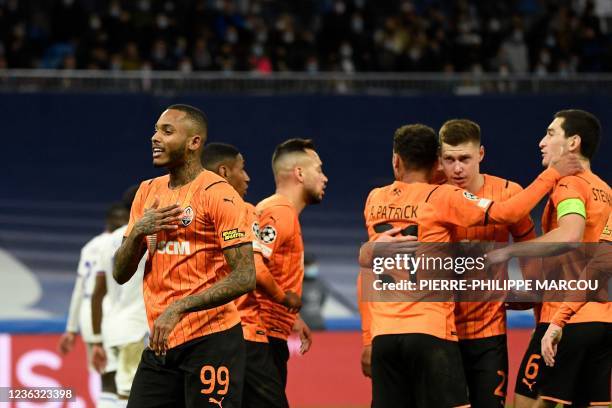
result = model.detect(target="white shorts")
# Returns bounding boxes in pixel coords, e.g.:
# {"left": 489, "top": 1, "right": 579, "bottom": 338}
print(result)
{"left": 109, "top": 339, "right": 146, "bottom": 397}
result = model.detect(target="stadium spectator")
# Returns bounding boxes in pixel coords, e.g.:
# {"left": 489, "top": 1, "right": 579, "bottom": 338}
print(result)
{"left": 1, "top": 0, "right": 611, "bottom": 73}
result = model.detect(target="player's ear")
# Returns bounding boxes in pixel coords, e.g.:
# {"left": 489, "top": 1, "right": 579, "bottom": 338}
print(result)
{"left": 294, "top": 166, "right": 304, "bottom": 182}
{"left": 188, "top": 134, "right": 203, "bottom": 152}
{"left": 218, "top": 164, "right": 228, "bottom": 178}
{"left": 479, "top": 145, "right": 485, "bottom": 163}
{"left": 392, "top": 153, "right": 400, "bottom": 172}
{"left": 568, "top": 135, "right": 581, "bottom": 154}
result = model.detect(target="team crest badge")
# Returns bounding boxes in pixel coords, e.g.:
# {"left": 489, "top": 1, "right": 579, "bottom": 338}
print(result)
{"left": 462, "top": 191, "right": 479, "bottom": 201}
{"left": 181, "top": 206, "right": 194, "bottom": 227}
{"left": 260, "top": 225, "right": 277, "bottom": 244}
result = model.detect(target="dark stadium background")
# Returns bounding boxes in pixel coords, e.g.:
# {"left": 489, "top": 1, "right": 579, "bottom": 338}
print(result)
{"left": 1, "top": 0, "right": 611, "bottom": 406}
{"left": 1, "top": 92, "right": 609, "bottom": 407}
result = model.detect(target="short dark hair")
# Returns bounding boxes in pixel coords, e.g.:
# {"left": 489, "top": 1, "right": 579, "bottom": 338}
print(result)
{"left": 122, "top": 185, "right": 139, "bottom": 210}
{"left": 106, "top": 202, "right": 129, "bottom": 222}
{"left": 554, "top": 109, "right": 601, "bottom": 160}
{"left": 167, "top": 104, "right": 208, "bottom": 139}
{"left": 439, "top": 119, "right": 481, "bottom": 146}
{"left": 393, "top": 124, "right": 439, "bottom": 170}
{"left": 201, "top": 143, "right": 241, "bottom": 171}
{"left": 272, "top": 138, "right": 315, "bottom": 166}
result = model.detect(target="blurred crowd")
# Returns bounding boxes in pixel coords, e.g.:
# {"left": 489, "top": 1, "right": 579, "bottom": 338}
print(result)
{"left": 1, "top": 0, "right": 611, "bottom": 74}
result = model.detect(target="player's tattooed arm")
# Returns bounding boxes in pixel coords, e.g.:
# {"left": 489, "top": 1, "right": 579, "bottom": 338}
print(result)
{"left": 150, "top": 243, "right": 255, "bottom": 355}
{"left": 176, "top": 242, "right": 256, "bottom": 312}
{"left": 113, "top": 234, "right": 146, "bottom": 284}
{"left": 113, "top": 198, "right": 182, "bottom": 284}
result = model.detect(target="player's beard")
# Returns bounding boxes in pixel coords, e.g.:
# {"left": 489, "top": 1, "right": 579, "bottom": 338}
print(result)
{"left": 304, "top": 188, "right": 323, "bottom": 205}
{"left": 155, "top": 144, "right": 187, "bottom": 169}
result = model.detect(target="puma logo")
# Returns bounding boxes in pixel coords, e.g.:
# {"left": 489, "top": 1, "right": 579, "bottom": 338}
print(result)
{"left": 208, "top": 396, "right": 224, "bottom": 407}
{"left": 223, "top": 197, "right": 235, "bottom": 204}
{"left": 558, "top": 183, "right": 569, "bottom": 189}
{"left": 522, "top": 378, "right": 536, "bottom": 392}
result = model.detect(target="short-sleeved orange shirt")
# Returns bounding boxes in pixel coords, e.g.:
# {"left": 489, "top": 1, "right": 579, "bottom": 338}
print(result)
{"left": 539, "top": 170, "right": 610, "bottom": 324}
{"left": 126, "top": 170, "right": 253, "bottom": 349}
{"left": 234, "top": 202, "right": 268, "bottom": 343}
{"left": 452, "top": 174, "right": 536, "bottom": 340}
{"left": 363, "top": 181, "right": 460, "bottom": 342}
{"left": 360, "top": 169, "right": 560, "bottom": 343}
{"left": 256, "top": 194, "right": 304, "bottom": 341}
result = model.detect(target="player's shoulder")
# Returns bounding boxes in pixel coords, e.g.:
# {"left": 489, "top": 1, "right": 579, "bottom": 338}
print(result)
{"left": 554, "top": 173, "right": 595, "bottom": 195}
{"left": 256, "top": 194, "right": 296, "bottom": 221}
{"left": 95, "top": 226, "right": 126, "bottom": 257}
{"left": 193, "top": 170, "right": 231, "bottom": 191}
{"left": 365, "top": 186, "right": 382, "bottom": 200}
{"left": 256, "top": 194, "right": 293, "bottom": 211}
{"left": 585, "top": 170, "right": 610, "bottom": 190}
{"left": 82, "top": 231, "right": 111, "bottom": 253}
{"left": 244, "top": 201, "right": 256, "bottom": 212}
{"left": 138, "top": 175, "right": 166, "bottom": 190}
{"left": 427, "top": 182, "right": 461, "bottom": 202}
{"left": 369, "top": 181, "right": 439, "bottom": 201}
{"left": 483, "top": 173, "right": 523, "bottom": 193}
{"left": 133, "top": 176, "right": 168, "bottom": 204}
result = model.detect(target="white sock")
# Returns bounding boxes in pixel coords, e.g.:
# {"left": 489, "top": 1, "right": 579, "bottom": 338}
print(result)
{"left": 97, "top": 392, "right": 117, "bottom": 408}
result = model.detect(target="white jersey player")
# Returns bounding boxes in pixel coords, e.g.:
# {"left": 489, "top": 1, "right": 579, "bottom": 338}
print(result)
{"left": 92, "top": 224, "right": 148, "bottom": 404}
{"left": 59, "top": 203, "right": 129, "bottom": 408}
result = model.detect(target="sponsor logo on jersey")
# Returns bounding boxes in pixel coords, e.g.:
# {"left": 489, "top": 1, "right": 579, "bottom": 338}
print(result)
{"left": 222, "top": 228, "right": 246, "bottom": 241}
{"left": 157, "top": 241, "right": 191, "bottom": 255}
{"left": 181, "top": 206, "right": 194, "bottom": 227}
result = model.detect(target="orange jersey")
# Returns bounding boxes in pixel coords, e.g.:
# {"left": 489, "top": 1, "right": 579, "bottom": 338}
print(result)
{"left": 361, "top": 168, "right": 560, "bottom": 342}
{"left": 126, "top": 171, "right": 253, "bottom": 349}
{"left": 234, "top": 203, "right": 268, "bottom": 343}
{"left": 257, "top": 194, "right": 304, "bottom": 341}
{"left": 539, "top": 170, "right": 610, "bottom": 324}
{"left": 551, "top": 212, "right": 612, "bottom": 328}
{"left": 452, "top": 174, "right": 536, "bottom": 340}
{"left": 364, "top": 181, "right": 465, "bottom": 342}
